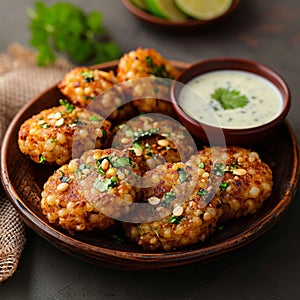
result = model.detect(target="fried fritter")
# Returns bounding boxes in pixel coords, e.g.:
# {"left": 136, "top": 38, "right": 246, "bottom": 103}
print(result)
{"left": 123, "top": 162, "right": 223, "bottom": 251}
{"left": 58, "top": 67, "right": 137, "bottom": 122}
{"left": 112, "top": 114, "right": 196, "bottom": 173}
{"left": 18, "top": 103, "right": 111, "bottom": 165}
{"left": 41, "top": 149, "right": 141, "bottom": 234}
{"left": 117, "top": 48, "right": 180, "bottom": 115}
{"left": 187, "top": 146, "right": 273, "bottom": 221}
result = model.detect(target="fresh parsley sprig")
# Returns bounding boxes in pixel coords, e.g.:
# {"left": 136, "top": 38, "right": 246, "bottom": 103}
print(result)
{"left": 211, "top": 87, "right": 249, "bottom": 110}
{"left": 28, "top": 1, "right": 121, "bottom": 66}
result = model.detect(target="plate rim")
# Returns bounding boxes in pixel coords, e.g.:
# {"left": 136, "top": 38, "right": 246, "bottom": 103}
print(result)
{"left": 1, "top": 60, "right": 299, "bottom": 269}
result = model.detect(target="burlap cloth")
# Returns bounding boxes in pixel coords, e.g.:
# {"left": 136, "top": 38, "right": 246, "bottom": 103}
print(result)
{"left": 0, "top": 43, "right": 74, "bottom": 282}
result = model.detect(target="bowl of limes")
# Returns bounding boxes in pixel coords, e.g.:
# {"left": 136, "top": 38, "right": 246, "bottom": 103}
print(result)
{"left": 122, "top": 0, "right": 240, "bottom": 28}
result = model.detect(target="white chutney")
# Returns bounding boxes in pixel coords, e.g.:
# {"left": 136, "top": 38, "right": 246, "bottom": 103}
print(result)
{"left": 179, "top": 70, "right": 283, "bottom": 129}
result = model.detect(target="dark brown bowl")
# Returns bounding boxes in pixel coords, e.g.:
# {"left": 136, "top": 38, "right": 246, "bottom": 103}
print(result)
{"left": 122, "top": 0, "right": 240, "bottom": 29}
{"left": 1, "top": 60, "right": 299, "bottom": 270}
{"left": 171, "top": 57, "right": 291, "bottom": 145}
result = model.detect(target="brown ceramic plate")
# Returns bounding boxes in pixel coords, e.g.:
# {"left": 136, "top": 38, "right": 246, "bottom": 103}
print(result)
{"left": 122, "top": 0, "right": 240, "bottom": 29}
{"left": 1, "top": 60, "right": 299, "bottom": 270}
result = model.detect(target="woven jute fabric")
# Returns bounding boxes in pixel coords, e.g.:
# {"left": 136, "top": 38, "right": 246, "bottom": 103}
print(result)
{"left": 0, "top": 43, "right": 74, "bottom": 282}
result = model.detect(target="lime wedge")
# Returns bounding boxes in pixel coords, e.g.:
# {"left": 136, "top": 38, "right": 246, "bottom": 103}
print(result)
{"left": 146, "top": 0, "right": 188, "bottom": 21}
{"left": 174, "top": 0, "right": 233, "bottom": 20}
{"left": 131, "top": 0, "right": 148, "bottom": 10}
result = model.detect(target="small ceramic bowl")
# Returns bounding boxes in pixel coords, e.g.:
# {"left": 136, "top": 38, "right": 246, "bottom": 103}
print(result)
{"left": 170, "top": 57, "right": 291, "bottom": 145}
{"left": 122, "top": 0, "right": 240, "bottom": 30}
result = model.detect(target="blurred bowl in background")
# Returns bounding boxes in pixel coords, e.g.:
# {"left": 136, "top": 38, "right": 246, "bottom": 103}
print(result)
{"left": 122, "top": 0, "right": 240, "bottom": 30}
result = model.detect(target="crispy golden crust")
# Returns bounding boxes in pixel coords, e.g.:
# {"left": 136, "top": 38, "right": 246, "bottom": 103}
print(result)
{"left": 124, "top": 146, "right": 273, "bottom": 250}
{"left": 41, "top": 163, "right": 115, "bottom": 234}
{"left": 58, "top": 67, "right": 137, "bottom": 122}
{"left": 41, "top": 149, "right": 141, "bottom": 234}
{"left": 117, "top": 48, "right": 179, "bottom": 81}
{"left": 58, "top": 67, "right": 118, "bottom": 107}
{"left": 123, "top": 162, "right": 223, "bottom": 251}
{"left": 117, "top": 48, "right": 180, "bottom": 115}
{"left": 18, "top": 104, "right": 111, "bottom": 165}
{"left": 187, "top": 146, "right": 273, "bottom": 221}
{"left": 112, "top": 114, "right": 196, "bottom": 173}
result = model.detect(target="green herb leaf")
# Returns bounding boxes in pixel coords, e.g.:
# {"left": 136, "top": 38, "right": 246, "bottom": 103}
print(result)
{"left": 28, "top": 1, "right": 121, "bottom": 66}
{"left": 161, "top": 191, "right": 176, "bottom": 206}
{"left": 219, "top": 182, "right": 230, "bottom": 192}
{"left": 168, "top": 215, "right": 185, "bottom": 225}
{"left": 88, "top": 115, "right": 101, "bottom": 121}
{"left": 59, "top": 99, "right": 74, "bottom": 113}
{"left": 211, "top": 87, "right": 249, "bottom": 110}
{"left": 199, "top": 162, "right": 205, "bottom": 169}
{"left": 39, "top": 155, "right": 47, "bottom": 163}
{"left": 80, "top": 70, "right": 94, "bottom": 82}
{"left": 41, "top": 123, "right": 50, "bottom": 128}
{"left": 93, "top": 176, "right": 118, "bottom": 192}
{"left": 133, "top": 141, "right": 143, "bottom": 152}
{"left": 197, "top": 188, "right": 208, "bottom": 197}
{"left": 59, "top": 171, "right": 71, "bottom": 183}
{"left": 213, "top": 163, "right": 226, "bottom": 177}
{"left": 110, "top": 157, "right": 133, "bottom": 168}
{"left": 177, "top": 168, "right": 189, "bottom": 183}
{"left": 133, "top": 128, "right": 159, "bottom": 140}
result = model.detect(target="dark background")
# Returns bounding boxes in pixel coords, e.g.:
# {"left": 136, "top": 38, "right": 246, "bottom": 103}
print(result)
{"left": 0, "top": 0, "right": 299, "bottom": 299}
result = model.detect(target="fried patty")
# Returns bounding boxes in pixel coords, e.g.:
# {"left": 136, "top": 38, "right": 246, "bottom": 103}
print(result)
{"left": 186, "top": 146, "right": 273, "bottom": 221}
{"left": 123, "top": 162, "right": 223, "bottom": 251}
{"left": 58, "top": 67, "right": 137, "bottom": 123}
{"left": 18, "top": 103, "right": 111, "bottom": 165}
{"left": 117, "top": 47, "right": 180, "bottom": 115}
{"left": 41, "top": 149, "right": 141, "bottom": 234}
{"left": 112, "top": 114, "right": 197, "bottom": 173}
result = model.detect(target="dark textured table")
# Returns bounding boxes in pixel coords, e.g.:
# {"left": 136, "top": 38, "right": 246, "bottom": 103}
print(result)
{"left": 1, "top": 0, "right": 300, "bottom": 299}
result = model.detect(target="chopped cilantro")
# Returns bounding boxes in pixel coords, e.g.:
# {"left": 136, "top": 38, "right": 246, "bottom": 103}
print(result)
{"left": 80, "top": 70, "right": 94, "bottom": 82}
{"left": 88, "top": 115, "right": 101, "bottom": 121}
{"left": 133, "top": 141, "right": 143, "bottom": 152}
{"left": 110, "top": 157, "right": 133, "bottom": 168}
{"left": 219, "top": 182, "right": 230, "bottom": 192}
{"left": 213, "top": 163, "right": 226, "bottom": 177}
{"left": 59, "top": 171, "right": 71, "bottom": 183}
{"left": 199, "top": 162, "right": 205, "bottom": 169}
{"left": 168, "top": 215, "right": 185, "bottom": 225}
{"left": 197, "top": 188, "right": 208, "bottom": 197}
{"left": 59, "top": 99, "right": 74, "bottom": 113}
{"left": 228, "top": 162, "right": 239, "bottom": 172}
{"left": 41, "top": 123, "right": 50, "bottom": 128}
{"left": 161, "top": 191, "right": 176, "bottom": 206}
{"left": 133, "top": 128, "right": 159, "bottom": 139}
{"left": 93, "top": 176, "right": 118, "bottom": 192}
{"left": 39, "top": 155, "right": 47, "bottom": 163}
{"left": 177, "top": 168, "right": 189, "bottom": 183}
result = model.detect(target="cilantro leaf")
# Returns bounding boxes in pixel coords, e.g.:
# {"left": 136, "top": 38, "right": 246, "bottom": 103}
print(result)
{"left": 168, "top": 215, "right": 185, "bottom": 225}
{"left": 93, "top": 176, "right": 118, "bottom": 192}
{"left": 28, "top": 1, "right": 121, "bottom": 66}
{"left": 110, "top": 157, "right": 133, "bottom": 168}
{"left": 177, "top": 168, "right": 189, "bottom": 183}
{"left": 59, "top": 99, "right": 74, "bottom": 113}
{"left": 211, "top": 87, "right": 249, "bottom": 110}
